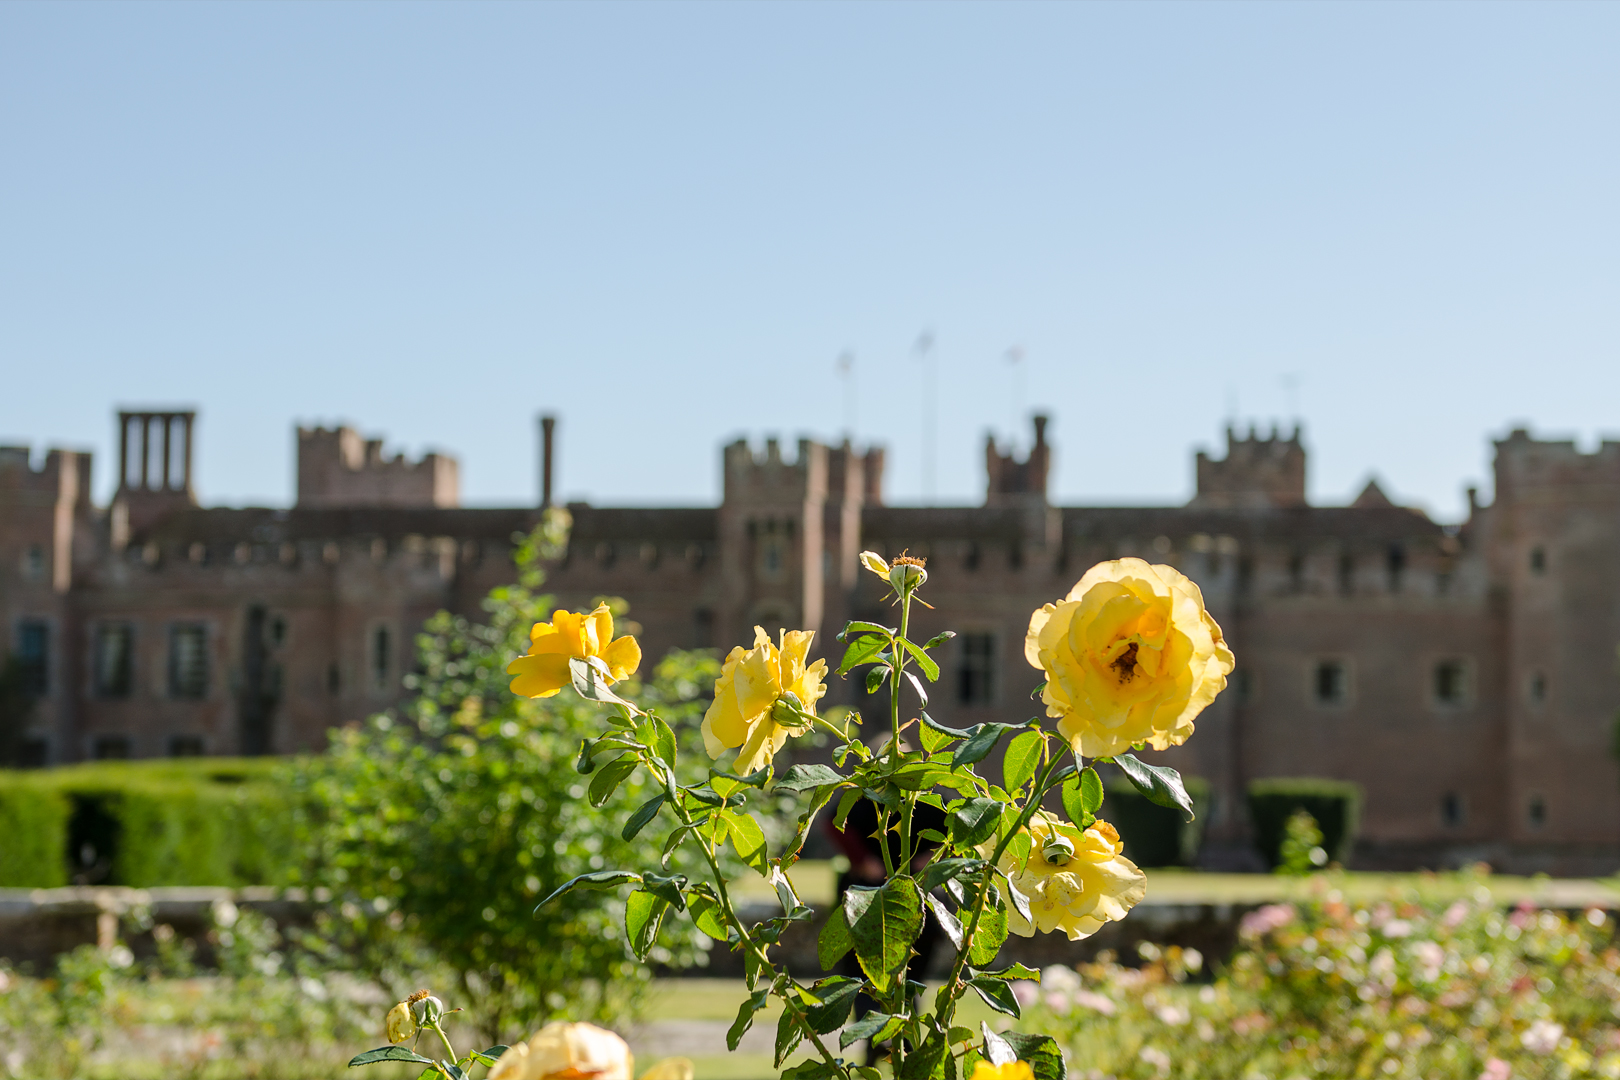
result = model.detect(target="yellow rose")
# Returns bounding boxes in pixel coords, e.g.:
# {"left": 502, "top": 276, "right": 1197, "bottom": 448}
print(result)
{"left": 1026, "top": 558, "right": 1233, "bottom": 758}
{"left": 701, "top": 627, "right": 827, "bottom": 774}
{"left": 384, "top": 1000, "right": 415, "bottom": 1043}
{"left": 989, "top": 811, "right": 1146, "bottom": 941}
{"left": 970, "top": 1063, "right": 1035, "bottom": 1080}
{"left": 637, "top": 1059, "right": 694, "bottom": 1080}
{"left": 508, "top": 604, "right": 642, "bottom": 699}
{"left": 487, "top": 1021, "right": 634, "bottom": 1080}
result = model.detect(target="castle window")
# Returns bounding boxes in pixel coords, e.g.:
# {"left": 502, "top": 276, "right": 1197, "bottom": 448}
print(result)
{"left": 1441, "top": 792, "right": 1464, "bottom": 827}
{"left": 20, "top": 545, "right": 46, "bottom": 583}
{"left": 269, "top": 615, "right": 287, "bottom": 649}
{"left": 685, "top": 544, "right": 706, "bottom": 570}
{"left": 759, "top": 536, "right": 785, "bottom": 579}
{"left": 1527, "top": 793, "right": 1547, "bottom": 829}
{"left": 1386, "top": 544, "right": 1405, "bottom": 592}
{"left": 957, "top": 632, "right": 996, "bottom": 706}
{"left": 1312, "top": 659, "right": 1348, "bottom": 706}
{"left": 94, "top": 623, "right": 134, "bottom": 698}
{"left": 1529, "top": 671, "right": 1547, "bottom": 704}
{"left": 964, "top": 543, "right": 981, "bottom": 572}
{"left": 1337, "top": 554, "right": 1355, "bottom": 596}
{"left": 93, "top": 736, "right": 132, "bottom": 760}
{"left": 371, "top": 625, "right": 392, "bottom": 693}
{"left": 15, "top": 620, "right": 49, "bottom": 697}
{"left": 168, "top": 623, "right": 209, "bottom": 699}
{"left": 1433, "top": 659, "right": 1470, "bottom": 707}
{"left": 327, "top": 662, "right": 341, "bottom": 696}
{"left": 169, "top": 735, "right": 205, "bottom": 757}
{"left": 1529, "top": 546, "right": 1546, "bottom": 574}
{"left": 1287, "top": 552, "right": 1305, "bottom": 593}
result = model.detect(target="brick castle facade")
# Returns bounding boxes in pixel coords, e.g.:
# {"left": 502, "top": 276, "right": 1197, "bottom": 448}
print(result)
{"left": 3, "top": 409, "right": 1617, "bottom": 874}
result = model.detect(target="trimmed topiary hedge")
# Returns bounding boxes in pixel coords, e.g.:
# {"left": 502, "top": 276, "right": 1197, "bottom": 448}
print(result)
{"left": 0, "top": 775, "right": 71, "bottom": 887}
{"left": 0, "top": 759, "right": 297, "bottom": 888}
{"left": 1104, "top": 776, "right": 1211, "bottom": 867}
{"left": 1247, "top": 777, "right": 1363, "bottom": 869}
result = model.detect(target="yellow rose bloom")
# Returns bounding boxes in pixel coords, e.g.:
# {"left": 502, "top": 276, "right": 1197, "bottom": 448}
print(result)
{"left": 508, "top": 604, "right": 642, "bottom": 699}
{"left": 637, "top": 1059, "right": 694, "bottom": 1080}
{"left": 1026, "top": 557, "right": 1234, "bottom": 758}
{"left": 970, "top": 1063, "right": 1034, "bottom": 1080}
{"left": 487, "top": 1021, "right": 633, "bottom": 1080}
{"left": 701, "top": 626, "right": 827, "bottom": 774}
{"left": 989, "top": 811, "right": 1146, "bottom": 941}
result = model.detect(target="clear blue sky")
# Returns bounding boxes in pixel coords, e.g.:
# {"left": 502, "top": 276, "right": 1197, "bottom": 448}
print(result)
{"left": 3, "top": 2, "right": 1618, "bottom": 521}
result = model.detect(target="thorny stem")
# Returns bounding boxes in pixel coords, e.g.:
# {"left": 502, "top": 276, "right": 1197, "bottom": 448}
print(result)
{"left": 668, "top": 785, "right": 847, "bottom": 1077}
{"left": 932, "top": 751, "right": 1070, "bottom": 1028}
{"left": 429, "top": 1023, "right": 457, "bottom": 1072}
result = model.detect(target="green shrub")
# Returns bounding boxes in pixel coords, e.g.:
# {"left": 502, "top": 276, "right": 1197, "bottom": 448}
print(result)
{"left": 1247, "top": 777, "right": 1362, "bottom": 868}
{"left": 0, "top": 760, "right": 298, "bottom": 887}
{"left": 0, "top": 775, "right": 70, "bottom": 887}
{"left": 1104, "top": 776, "right": 1210, "bottom": 867}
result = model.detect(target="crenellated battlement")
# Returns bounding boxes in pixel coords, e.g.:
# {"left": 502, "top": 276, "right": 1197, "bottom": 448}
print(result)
{"left": 1493, "top": 428, "right": 1620, "bottom": 503}
{"left": 0, "top": 446, "right": 92, "bottom": 503}
{"left": 296, "top": 426, "right": 459, "bottom": 509}
{"left": 985, "top": 415, "right": 1052, "bottom": 507}
{"left": 722, "top": 437, "right": 827, "bottom": 507}
{"left": 1192, "top": 424, "right": 1307, "bottom": 509}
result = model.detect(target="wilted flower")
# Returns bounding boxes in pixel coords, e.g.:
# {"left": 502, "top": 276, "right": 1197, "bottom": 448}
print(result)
{"left": 1025, "top": 558, "right": 1234, "bottom": 758}
{"left": 700, "top": 626, "right": 827, "bottom": 774}
{"left": 487, "top": 1021, "right": 633, "bottom": 1080}
{"left": 988, "top": 811, "right": 1145, "bottom": 940}
{"left": 384, "top": 1001, "right": 415, "bottom": 1043}
{"left": 859, "top": 550, "right": 890, "bottom": 578}
{"left": 508, "top": 604, "right": 642, "bottom": 699}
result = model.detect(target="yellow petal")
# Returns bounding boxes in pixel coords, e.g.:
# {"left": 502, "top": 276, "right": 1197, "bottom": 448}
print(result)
{"left": 586, "top": 604, "right": 616, "bottom": 659}
{"left": 508, "top": 653, "right": 571, "bottom": 698}
{"left": 859, "top": 550, "right": 890, "bottom": 578}
{"left": 601, "top": 635, "right": 642, "bottom": 681}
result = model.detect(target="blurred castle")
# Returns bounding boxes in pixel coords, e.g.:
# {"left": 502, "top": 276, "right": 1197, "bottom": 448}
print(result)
{"left": 3, "top": 409, "right": 1618, "bottom": 875}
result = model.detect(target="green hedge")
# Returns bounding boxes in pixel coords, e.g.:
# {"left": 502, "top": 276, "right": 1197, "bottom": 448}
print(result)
{"left": 0, "top": 776, "right": 71, "bottom": 887}
{"left": 1104, "top": 777, "right": 1211, "bottom": 868}
{"left": 0, "top": 759, "right": 297, "bottom": 888}
{"left": 1247, "top": 778, "right": 1363, "bottom": 869}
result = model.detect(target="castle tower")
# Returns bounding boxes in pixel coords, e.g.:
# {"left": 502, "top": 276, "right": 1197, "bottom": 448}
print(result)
{"left": 716, "top": 437, "right": 830, "bottom": 646}
{"left": 1191, "top": 425, "right": 1307, "bottom": 509}
{"left": 296, "top": 426, "right": 459, "bottom": 509}
{"left": 985, "top": 414, "right": 1052, "bottom": 508}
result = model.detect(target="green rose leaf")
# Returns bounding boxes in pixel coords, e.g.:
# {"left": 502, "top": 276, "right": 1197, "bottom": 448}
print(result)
{"left": 903, "top": 670, "right": 929, "bottom": 708}
{"left": 1000, "top": 1031, "right": 1067, "bottom": 1080}
{"left": 950, "top": 798, "right": 1003, "bottom": 847}
{"left": 952, "top": 723, "right": 1024, "bottom": 768}
{"left": 839, "top": 632, "right": 892, "bottom": 675}
{"left": 468, "top": 1047, "right": 509, "bottom": 1066}
{"left": 966, "top": 976, "right": 1021, "bottom": 1017}
{"left": 775, "top": 1008, "right": 803, "bottom": 1067}
{"left": 968, "top": 898, "right": 1008, "bottom": 966}
{"left": 727, "top": 987, "right": 771, "bottom": 1051}
{"left": 775, "top": 763, "right": 846, "bottom": 792}
{"left": 850, "top": 876, "right": 923, "bottom": 993}
{"left": 640, "top": 871, "right": 688, "bottom": 911}
{"left": 686, "top": 889, "right": 730, "bottom": 942}
{"left": 865, "top": 664, "right": 889, "bottom": 695}
{"left": 897, "top": 1027, "right": 950, "bottom": 1080}
{"left": 925, "top": 893, "right": 964, "bottom": 950}
{"left": 587, "top": 754, "right": 638, "bottom": 808}
{"left": 348, "top": 1046, "right": 435, "bottom": 1067}
{"left": 569, "top": 656, "right": 634, "bottom": 708}
{"left": 922, "top": 631, "right": 957, "bottom": 649}
{"left": 781, "top": 1060, "right": 841, "bottom": 1080}
{"left": 817, "top": 902, "right": 855, "bottom": 969}
{"left": 920, "top": 857, "right": 983, "bottom": 893}
{"left": 624, "top": 889, "right": 669, "bottom": 960}
{"left": 1110, "top": 753, "right": 1196, "bottom": 821}
{"left": 899, "top": 637, "right": 941, "bottom": 682}
{"left": 534, "top": 869, "right": 640, "bottom": 912}
{"left": 621, "top": 793, "right": 666, "bottom": 841}
{"left": 981, "top": 1023, "right": 1017, "bottom": 1066}
{"left": 803, "top": 977, "right": 863, "bottom": 1034}
{"left": 722, "top": 808, "right": 769, "bottom": 875}
{"left": 1001, "top": 730, "right": 1043, "bottom": 792}
{"left": 840, "top": 1011, "right": 904, "bottom": 1050}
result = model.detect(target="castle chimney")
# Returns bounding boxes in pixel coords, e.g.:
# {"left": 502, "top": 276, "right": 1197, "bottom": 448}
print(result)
{"left": 540, "top": 415, "right": 556, "bottom": 507}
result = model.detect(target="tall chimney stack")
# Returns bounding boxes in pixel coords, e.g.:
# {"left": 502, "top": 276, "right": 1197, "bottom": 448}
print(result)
{"left": 540, "top": 414, "right": 556, "bottom": 507}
